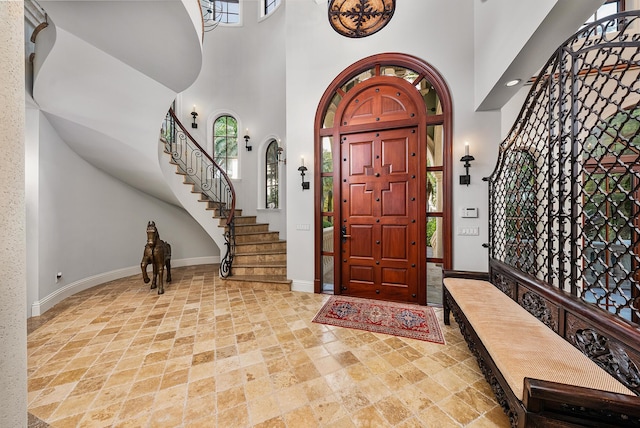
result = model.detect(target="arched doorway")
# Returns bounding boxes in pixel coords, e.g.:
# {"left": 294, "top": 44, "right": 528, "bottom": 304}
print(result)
{"left": 314, "top": 53, "right": 452, "bottom": 305}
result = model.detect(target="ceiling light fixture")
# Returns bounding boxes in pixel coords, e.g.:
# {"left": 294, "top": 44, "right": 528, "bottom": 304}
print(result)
{"left": 505, "top": 79, "right": 521, "bottom": 87}
{"left": 328, "top": 0, "right": 395, "bottom": 38}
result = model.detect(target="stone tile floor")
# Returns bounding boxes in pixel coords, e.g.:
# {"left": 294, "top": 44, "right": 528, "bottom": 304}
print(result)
{"left": 27, "top": 265, "right": 510, "bottom": 427}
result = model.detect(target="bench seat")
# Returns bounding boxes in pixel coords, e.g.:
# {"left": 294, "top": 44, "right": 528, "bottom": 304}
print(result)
{"left": 443, "top": 277, "right": 634, "bottom": 401}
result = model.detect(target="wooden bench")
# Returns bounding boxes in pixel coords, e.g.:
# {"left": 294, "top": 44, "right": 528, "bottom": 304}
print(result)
{"left": 443, "top": 261, "right": 640, "bottom": 427}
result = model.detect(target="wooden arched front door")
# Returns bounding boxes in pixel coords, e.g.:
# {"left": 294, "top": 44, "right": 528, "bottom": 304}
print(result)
{"left": 337, "top": 78, "right": 424, "bottom": 303}
{"left": 314, "top": 53, "right": 452, "bottom": 305}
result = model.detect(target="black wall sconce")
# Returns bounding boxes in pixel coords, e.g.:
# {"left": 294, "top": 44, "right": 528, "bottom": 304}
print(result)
{"left": 460, "top": 142, "right": 474, "bottom": 186}
{"left": 298, "top": 157, "right": 310, "bottom": 190}
{"left": 244, "top": 128, "right": 252, "bottom": 151}
{"left": 191, "top": 106, "right": 198, "bottom": 129}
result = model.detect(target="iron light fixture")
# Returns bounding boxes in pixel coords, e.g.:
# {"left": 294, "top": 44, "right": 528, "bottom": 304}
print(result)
{"left": 244, "top": 128, "right": 252, "bottom": 151}
{"left": 191, "top": 106, "right": 198, "bottom": 129}
{"left": 298, "top": 157, "right": 309, "bottom": 190}
{"left": 328, "top": 0, "right": 396, "bottom": 38}
{"left": 460, "top": 142, "right": 474, "bottom": 186}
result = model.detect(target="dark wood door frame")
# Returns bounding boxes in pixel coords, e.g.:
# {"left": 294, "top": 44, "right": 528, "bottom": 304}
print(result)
{"left": 314, "top": 53, "right": 453, "bottom": 305}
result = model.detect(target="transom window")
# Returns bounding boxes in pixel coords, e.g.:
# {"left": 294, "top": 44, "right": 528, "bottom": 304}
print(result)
{"left": 213, "top": 115, "right": 238, "bottom": 179}
{"left": 581, "top": 0, "right": 624, "bottom": 35}
{"left": 264, "top": 0, "right": 280, "bottom": 16}
{"left": 212, "top": 0, "right": 240, "bottom": 24}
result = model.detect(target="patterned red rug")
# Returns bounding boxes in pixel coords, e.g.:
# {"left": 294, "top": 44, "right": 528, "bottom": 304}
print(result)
{"left": 312, "top": 295, "right": 445, "bottom": 344}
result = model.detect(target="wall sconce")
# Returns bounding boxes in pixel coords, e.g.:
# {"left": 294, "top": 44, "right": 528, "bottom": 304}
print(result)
{"left": 191, "top": 106, "right": 198, "bottom": 129}
{"left": 460, "top": 142, "right": 474, "bottom": 186}
{"left": 298, "top": 156, "right": 310, "bottom": 190}
{"left": 277, "top": 142, "right": 286, "bottom": 164}
{"left": 244, "top": 128, "right": 252, "bottom": 151}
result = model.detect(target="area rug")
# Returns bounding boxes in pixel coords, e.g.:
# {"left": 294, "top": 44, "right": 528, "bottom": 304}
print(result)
{"left": 312, "top": 295, "right": 445, "bottom": 344}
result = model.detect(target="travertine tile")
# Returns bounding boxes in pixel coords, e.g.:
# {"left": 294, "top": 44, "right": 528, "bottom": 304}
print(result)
{"left": 27, "top": 265, "right": 511, "bottom": 428}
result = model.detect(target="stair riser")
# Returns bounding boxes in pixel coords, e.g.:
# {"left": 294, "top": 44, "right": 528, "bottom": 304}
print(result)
{"left": 219, "top": 279, "right": 291, "bottom": 292}
{"left": 235, "top": 242, "right": 286, "bottom": 254}
{"left": 229, "top": 224, "right": 270, "bottom": 234}
{"left": 235, "top": 232, "right": 280, "bottom": 244}
{"left": 234, "top": 254, "right": 287, "bottom": 264}
{"left": 211, "top": 209, "right": 243, "bottom": 217}
{"left": 232, "top": 266, "right": 287, "bottom": 276}
{"left": 218, "top": 216, "right": 256, "bottom": 227}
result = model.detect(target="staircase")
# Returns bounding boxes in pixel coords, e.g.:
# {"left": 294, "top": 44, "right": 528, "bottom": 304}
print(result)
{"left": 163, "top": 110, "right": 291, "bottom": 291}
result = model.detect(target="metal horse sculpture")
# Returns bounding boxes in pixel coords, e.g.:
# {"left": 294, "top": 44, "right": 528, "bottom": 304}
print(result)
{"left": 141, "top": 221, "right": 172, "bottom": 294}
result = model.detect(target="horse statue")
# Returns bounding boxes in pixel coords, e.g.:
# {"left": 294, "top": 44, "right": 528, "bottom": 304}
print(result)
{"left": 141, "top": 221, "right": 172, "bottom": 294}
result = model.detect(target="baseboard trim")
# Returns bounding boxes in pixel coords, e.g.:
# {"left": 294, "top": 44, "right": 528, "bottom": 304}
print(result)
{"left": 31, "top": 256, "right": 219, "bottom": 317}
{"left": 291, "top": 279, "right": 314, "bottom": 294}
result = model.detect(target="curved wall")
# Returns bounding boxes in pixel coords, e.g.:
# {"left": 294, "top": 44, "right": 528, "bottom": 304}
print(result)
{"left": 28, "top": 112, "right": 219, "bottom": 317}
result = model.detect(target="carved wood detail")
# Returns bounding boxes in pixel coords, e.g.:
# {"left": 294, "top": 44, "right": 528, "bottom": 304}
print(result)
{"left": 492, "top": 272, "right": 516, "bottom": 300}
{"left": 519, "top": 287, "right": 558, "bottom": 332}
{"left": 565, "top": 313, "right": 640, "bottom": 395}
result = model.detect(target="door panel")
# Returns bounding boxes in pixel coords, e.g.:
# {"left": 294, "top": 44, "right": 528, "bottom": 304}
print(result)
{"left": 341, "top": 127, "right": 419, "bottom": 303}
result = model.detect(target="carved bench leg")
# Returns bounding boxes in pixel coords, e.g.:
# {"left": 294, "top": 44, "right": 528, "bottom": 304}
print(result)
{"left": 443, "top": 286, "right": 451, "bottom": 325}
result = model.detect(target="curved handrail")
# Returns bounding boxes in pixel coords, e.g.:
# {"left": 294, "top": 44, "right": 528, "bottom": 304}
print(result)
{"left": 162, "top": 108, "right": 236, "bottom": 277}
{"left": 166, "top": 108, "right": 236, "bottom": 225}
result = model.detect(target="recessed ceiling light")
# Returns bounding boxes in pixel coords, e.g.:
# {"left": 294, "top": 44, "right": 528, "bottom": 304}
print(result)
{"left": 505, "top": 79, "right": 521, "bottom": 87}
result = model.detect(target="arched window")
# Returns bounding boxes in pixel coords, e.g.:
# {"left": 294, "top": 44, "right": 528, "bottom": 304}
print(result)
{"left": 265, "top": 139, "right": 279, "bottom": 208}
{"left": 213, "top": 115, "right": 238, "bottom": 179}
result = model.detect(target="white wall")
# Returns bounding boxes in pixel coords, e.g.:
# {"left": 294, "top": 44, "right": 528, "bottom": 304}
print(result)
{"left": 28, "top": 112, "right": 219, "bottom": 316}
{"left": 180, "top": 1, "right": 287, "bottom": 237}
{"left": 284, "top": 0, "right": 501, "bottom": 286}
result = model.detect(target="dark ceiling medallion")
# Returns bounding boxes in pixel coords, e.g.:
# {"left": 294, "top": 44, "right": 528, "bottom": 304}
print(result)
{"left": 328, "top": 0, "right": 395, "bottom": 38}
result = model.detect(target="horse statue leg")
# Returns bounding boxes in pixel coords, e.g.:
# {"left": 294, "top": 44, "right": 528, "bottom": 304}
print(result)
{"left": 164, "top": 241, "right": 172, "bottom": 283}
{"left": 154, "top": 245, "right": 165, "bottom": 295}
{"left": 141, "top": 245, "right": 152, "bottom": 285}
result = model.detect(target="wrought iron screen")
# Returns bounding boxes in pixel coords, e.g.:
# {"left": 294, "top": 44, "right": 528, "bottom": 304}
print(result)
{"left": 489, "top": 11, "right": 640, "bottom": 324}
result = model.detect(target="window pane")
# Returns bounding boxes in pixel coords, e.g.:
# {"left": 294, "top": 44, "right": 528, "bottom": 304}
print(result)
{"left": 427, "top": 216, "right": 443, "bottom": 259}
{"left": 426, "top": 125, "right": 444, "bottom": 167}
{"left": 381, "top": 66, "right": 420, "bottom": 84}
{"left": 323, "top": 93, "right": 341, "bottom": 128}
{"left": 340, "top": 68, "right": 374, "bottom": 93}
{"left": 265, "top": 0, "right": 280, "bottom": 15}
{"left": 213, "top": 115, "right": 238, "bottom": 178}
{"left": 322, "top": 177, "right": 334, "bottom": 212}
{"left": 417, "top": 79, "right": 442, "bottom": 115}
{"left": 322, "top": 216, "right": 334, "bottom": 252}
{"left": 215, "top": 0, "right": 239, "bottom": 24}
{"left": 266, "top": 140, "right": 279, "bottom": 208}
{"left": 427, "top": 261, "right": 443, "bottom": 304}
{"left": 322, "top": 137, "right": 333, "bottom": 173}
{"left": 427, "top": 171, "right": 443, "bottom": 212}
{"left": 322, "top": 255, "right": 334, "bottom": 291}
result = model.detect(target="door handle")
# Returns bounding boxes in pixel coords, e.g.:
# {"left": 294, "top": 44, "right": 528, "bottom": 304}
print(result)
{"left": 341, "top": 226, "right": 351, "bottom": 242}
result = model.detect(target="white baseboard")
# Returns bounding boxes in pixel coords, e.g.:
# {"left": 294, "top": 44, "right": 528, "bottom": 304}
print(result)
{"left": 291, "top": 279, "right": 314, "bottom": 293}
{"left": 31, "top": 256, "right": 219, "bottom": 317}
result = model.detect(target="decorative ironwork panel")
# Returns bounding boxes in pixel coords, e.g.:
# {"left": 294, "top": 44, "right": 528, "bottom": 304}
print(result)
{"left": 489, "top": 12, "right": 640, "bottom": 325}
